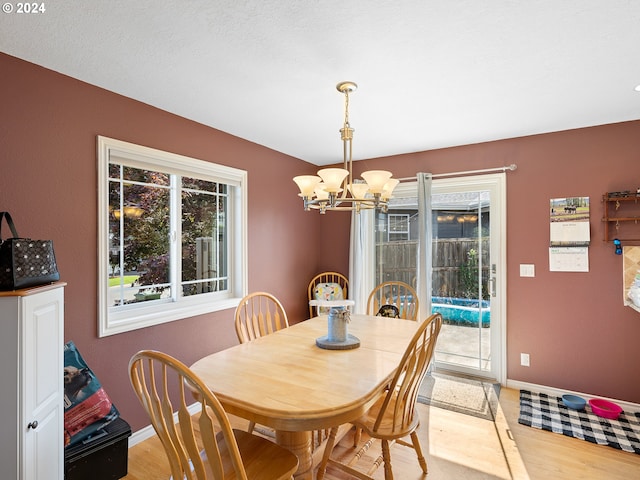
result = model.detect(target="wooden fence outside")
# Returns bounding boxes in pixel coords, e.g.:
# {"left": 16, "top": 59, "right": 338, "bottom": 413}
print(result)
{"left": 376, "top": 238, "right": 490, "bottom": 299}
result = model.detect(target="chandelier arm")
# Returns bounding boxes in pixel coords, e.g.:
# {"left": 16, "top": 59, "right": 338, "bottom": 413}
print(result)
{"left": 305, "top": 197, "right": 385, "bottom": 211}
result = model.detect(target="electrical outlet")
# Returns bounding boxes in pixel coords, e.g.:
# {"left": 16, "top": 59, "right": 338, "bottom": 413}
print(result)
{"left": 520, "top": 353, "right": 530, "bottom": 367}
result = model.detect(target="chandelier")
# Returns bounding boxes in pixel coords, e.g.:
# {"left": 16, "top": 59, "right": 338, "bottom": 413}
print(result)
{"left": 293, "top": 81, "right": 398, "bottom": 214}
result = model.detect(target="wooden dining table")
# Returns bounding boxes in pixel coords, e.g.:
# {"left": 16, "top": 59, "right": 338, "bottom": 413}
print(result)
{"left": 190, "top": 314, "right": 419, "bottom": 479}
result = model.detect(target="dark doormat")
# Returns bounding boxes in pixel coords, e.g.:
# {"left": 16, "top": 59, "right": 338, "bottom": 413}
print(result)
{"left": 418, "top": 372, "right": 500, "bottom": 421}
{"left": 518, "top": 390, "right": 640, "bottom": 454}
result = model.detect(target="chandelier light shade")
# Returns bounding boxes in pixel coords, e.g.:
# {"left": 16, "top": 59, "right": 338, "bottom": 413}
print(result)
{"left": 360, "top": 170, "right": 393, "bottom": 194}
{"left": 317, "top": 168, "right": 348, "bottom": 193}
{"left": 293, "top": 81, "right": 398, "bottom": 213}
{"left": 292, "top": 175, "right": 321, "bottom": 197}
{"left": 381, "top": 178, "right": 400, "bottom": 201}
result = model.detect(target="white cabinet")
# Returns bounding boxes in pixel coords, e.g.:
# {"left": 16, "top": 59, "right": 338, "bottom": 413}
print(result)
{"left": 0, "top": 282, "right": 65, "bottom": 480}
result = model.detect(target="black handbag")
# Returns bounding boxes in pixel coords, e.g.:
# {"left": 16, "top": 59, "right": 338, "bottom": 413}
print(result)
{"left": 0, "top": 211, "right": 60, "bottom": 290}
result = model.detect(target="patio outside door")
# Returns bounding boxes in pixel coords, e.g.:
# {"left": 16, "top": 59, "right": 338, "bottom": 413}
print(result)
{"left": 375, "top": 174, "right": 505, "bottom": 382}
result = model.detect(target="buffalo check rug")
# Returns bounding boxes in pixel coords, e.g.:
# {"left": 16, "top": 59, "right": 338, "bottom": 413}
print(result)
{"left": 518, "top": 390, "right": 640, "bottom": 454}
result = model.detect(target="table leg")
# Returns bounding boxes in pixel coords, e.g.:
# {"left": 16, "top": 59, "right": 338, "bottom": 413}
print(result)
{"left": 276, "top": 430, "right": 313, "bottom": 480}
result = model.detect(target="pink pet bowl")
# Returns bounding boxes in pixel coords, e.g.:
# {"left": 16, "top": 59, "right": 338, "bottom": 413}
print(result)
{"left": 588, "top": 398, "right": 623, "bottom": 420}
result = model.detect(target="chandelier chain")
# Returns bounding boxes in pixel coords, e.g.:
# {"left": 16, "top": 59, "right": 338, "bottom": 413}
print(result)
{"left": 341, "top": 90, "right": 354, "bottom": 141}
{"left": 344, "top": 88, "right": 350, "bottom": 126}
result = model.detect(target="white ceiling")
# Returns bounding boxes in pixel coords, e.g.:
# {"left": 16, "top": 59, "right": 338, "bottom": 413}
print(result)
{"left": 2, "top": 1, "right": 640, "bottom": 165}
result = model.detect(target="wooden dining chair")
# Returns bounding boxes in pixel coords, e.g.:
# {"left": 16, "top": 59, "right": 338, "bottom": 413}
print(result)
{"left": 128, "top": 350, "right": 298, "bottom": 480}
{"left": 308, "top": 271, "right": 349, "bottom": 317}
{"left": 234, "top": 291, "right": 288, "bottom": 436}
{"left": 367, "top": 281, "right": 419, "bottom": 320}
{"left": 317, "top": 313, "right": 443, "bottom": 480}
{"left": 234, "top": 291, "right": 289, "bottom": 343}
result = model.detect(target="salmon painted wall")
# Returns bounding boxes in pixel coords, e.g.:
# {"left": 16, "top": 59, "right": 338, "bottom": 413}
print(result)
{"left": 345, "top": 122, "right": 640, "bottom": 403}
{"left": 0, "top": 53, "right": 324, "bottom": 431}
{"left": 2, "top": 51, "right": 640, "bottom": 439}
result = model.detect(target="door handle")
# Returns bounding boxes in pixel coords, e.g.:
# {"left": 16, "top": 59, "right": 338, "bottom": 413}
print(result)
{"left": 489, "top": 276, "right": 496, "bottom": 298}
{"left": 27, "top": 420, "right": 39, "bottom": 430}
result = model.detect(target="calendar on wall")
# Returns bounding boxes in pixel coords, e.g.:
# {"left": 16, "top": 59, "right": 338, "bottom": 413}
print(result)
{"left": 549, "top": 196, "right": 590, "bottom": 272}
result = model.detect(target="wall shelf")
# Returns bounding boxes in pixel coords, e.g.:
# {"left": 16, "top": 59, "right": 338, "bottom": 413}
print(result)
{"left": 602, "top": 192, "right": 640, "bottom": 242}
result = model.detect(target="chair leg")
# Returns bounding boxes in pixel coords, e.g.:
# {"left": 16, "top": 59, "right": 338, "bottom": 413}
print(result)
{"left": 316, "top": 427, "right": 339, "bottom": 480}
{"left": 313, "top": 428, "right": 330, "bottom": 451}
{"left": 381, "top": 439, "right": 394, "bottom": 480}
{"left": 247, "top": 421, "right": 256, "bottom": 434}
{"left": 410, "top": 431, "right": 428, "bottom": 474}
{"left": 353, "top": 426, "right": 362, "bottom": 447}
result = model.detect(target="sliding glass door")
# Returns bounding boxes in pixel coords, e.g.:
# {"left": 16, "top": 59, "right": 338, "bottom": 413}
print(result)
{"left": 374, "top": 174, "right": 505, "bottom": 381}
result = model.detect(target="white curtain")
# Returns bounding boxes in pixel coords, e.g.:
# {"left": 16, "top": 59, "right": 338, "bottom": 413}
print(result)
{"left": 417, "top": 173, "right": 433, "bottom": 321}
{"left": 349, "top": 208, "right": 375, "bottom": 314}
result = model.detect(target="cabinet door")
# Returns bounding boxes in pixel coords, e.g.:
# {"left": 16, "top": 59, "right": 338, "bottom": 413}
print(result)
{"left": 22, "top": 288, "right": 64, "bottom": 480}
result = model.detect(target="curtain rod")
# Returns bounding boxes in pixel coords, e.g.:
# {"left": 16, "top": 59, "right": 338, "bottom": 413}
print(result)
{"left": 396, "top": 164, "right": 517, "bottom": 182}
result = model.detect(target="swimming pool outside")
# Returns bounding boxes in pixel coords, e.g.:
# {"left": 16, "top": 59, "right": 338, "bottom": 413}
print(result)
{"left": 431, "top": 296, "right": 491, "bottom": 328}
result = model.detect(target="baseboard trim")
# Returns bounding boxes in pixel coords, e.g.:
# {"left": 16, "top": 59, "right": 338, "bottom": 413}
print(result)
{"left": 505, "top": 379, "right": 640, "bottom": 413}
{"left": 128, "top": 402, "right": 201, "bottom": 447}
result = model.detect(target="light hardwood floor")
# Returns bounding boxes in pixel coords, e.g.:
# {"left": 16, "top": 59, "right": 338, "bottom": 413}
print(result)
{"left": 122, "top": 387, "right": 640, "bottom": 479}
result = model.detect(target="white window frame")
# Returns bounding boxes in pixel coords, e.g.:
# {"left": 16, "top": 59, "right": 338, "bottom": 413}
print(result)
{"left": 387, "top": 213, "right": 410, "bottom": 241}
{"left": 97, "top": 136, "right": 248, "bottom": 337}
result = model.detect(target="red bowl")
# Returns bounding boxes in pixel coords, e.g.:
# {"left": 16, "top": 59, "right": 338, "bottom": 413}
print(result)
{"left": 588, "top": 398, "right": 623, "bottom": 420}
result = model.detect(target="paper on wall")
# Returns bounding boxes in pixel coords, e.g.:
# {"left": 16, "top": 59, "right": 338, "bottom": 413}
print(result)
{"left": 549, "top": 247, "right": 589, "bottom": 272}
{"left": 549, "top": 197, "right": 590, "bottom": 246}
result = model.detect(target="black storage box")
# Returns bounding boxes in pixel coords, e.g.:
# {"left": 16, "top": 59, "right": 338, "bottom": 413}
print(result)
{"left": 64, "top": 417, "right": 131, "bottom": 480}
